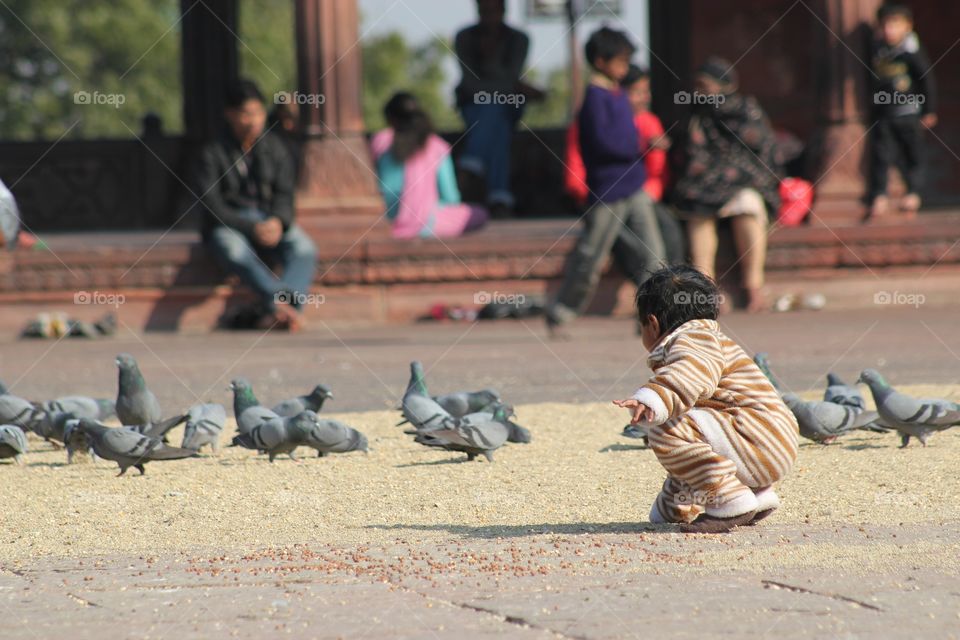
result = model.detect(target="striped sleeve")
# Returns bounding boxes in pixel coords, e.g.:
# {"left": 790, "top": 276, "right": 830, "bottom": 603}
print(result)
{"left": 632, "top": 329, "right": 724, "bottom": 425}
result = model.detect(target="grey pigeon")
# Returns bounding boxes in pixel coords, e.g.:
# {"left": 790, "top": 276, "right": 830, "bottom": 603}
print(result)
{"left": 752, "top": 353, "right": 784, "bottom": 392}
{"left": 272, "top": 384, "right": 334, "bottom": 417}
{"left": 458, "top": 402, "right": 530, "bottom": 444}
{"left": 181, "top": 403, "right": 227, "bottom": 454}
{"left": 858, "top": 369, "right": 960, "bottom": 447}
{"left": 505, "top": 418, "right": 532, "bottom": 444}
{"left": 115, "top": 353, "right": 162, "bottom": 427}
{"left": 432, "top": 388, "right": 500, "bottom": 418}
{"left": 399, "top": 361, "right": 456, "bottom": 431}
{"left": 0, "top": 424, "right": 27, "bottom": 464}
{"left": 229, "top": 412, "right": 296, "bottom": 462}
{"left": 41, "top": 396, "right": 116, "bottom": 421}
{"left": 295, "top": 411, "right": 368, "bottom": 457}
{"left": 77, "top": 418, "right": 197, "bottom": 476}
{"left": 782, "top": 393, "right": 879, "bottom": 444}
{"left": 0, "top": 393, "right": 43, "bottom": 432}
{"left": 31, "top": 411, "right": 77, "bottom": 445}
{"left": 621, "top": 424, "right": 649, "bottom": 447}
{"left": 127, "top": 413, "right": 188, "bottom": 440}
{"left": 405, "top": 400, "right": 528, "bottom": 442}
{"left": 229, "top": 378, "right": 275, "bottom": 435}
{"left": 823, "top": 373, "right": 866, "bottom": 411}
{"left": 413, "top": 404, "right": 512, "bottom": 462}
{"left": 31, "top": 397, "right": 116, "bottom": 445}
{"left": 63, "top": 418, "right": 96, "bottom": 464}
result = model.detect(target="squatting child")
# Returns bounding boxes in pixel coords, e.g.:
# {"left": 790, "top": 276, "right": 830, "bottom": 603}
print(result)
{"left": 613, "top": 265, "right": 799, "bottom": 533}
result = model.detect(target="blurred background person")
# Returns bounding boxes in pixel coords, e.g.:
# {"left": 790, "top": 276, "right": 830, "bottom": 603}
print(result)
{"left": 454, "top": 0, "right": 544, "bottom": 217}
{"left": 671, "top": 57, "right": 780, "bottom": 313}
{"left": 371, "top": 92, "right": 488, "bottom": 239}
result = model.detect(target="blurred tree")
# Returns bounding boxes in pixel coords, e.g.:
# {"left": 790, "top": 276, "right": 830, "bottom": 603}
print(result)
{"left": 521, "top": 66, "right": 573, "bottom": 128}
{"left": 0, "top": 0, "right": 182, "bottom": 140}
{"left": 0, "top": 3, "right": 570, "bottom": 141}
{"left": 237, "top": 0, "right": 296, "bottom": 107}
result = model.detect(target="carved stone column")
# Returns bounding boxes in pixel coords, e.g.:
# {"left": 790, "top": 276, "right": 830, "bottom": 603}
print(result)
{"left": 294, "top": 0, "right": 385, "bottom": 237}
{"left": 180, "top": 0, "right": 239, "bottom": 142}
{"left": 808, "top": 0, "right": 883, "bottom": 223}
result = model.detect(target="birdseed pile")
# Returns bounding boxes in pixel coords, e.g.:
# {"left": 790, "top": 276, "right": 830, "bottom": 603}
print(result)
{"left": 2, "top": 386, "right": 959, "bottom": 563}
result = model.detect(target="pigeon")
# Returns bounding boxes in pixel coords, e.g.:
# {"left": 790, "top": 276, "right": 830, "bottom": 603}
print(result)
{"left": 230, "top": 412, "right": 297, "bottom": 462}
{"left": 181, "top": 403, "right": 227, "bottom": 454}
{"left": 413, "top": 404, "right": 512, "bottom": 462}
{"left": 0, "top": 379, "right": 8, "bottom": 395}
{"left": 782, "top": 393, "right": 880, "bottom": 444}
{"left": 432, "top": 388, "right": 500, "bottom": 418}
{"left": 0, "top": 393, "right": 43, "bottom": 432}
{"left": 752, "top": 353, "right": 784, "bottom": 392}
{"left": 63, "top": 418, "right": 95, "bottom": 464}
{"left": 399, "top": 361, "right": 456, "bottom": 431}
{"left": 505, "top": 418, "right": 532, "bottom": 444}
{"left": 230, "top": 378, "right": 280, "bottom": 437}
{"left": 621, "top": 424, "right": 649, "bottom": 446}
{"left": 76, "top": 418, "right": 197, "bottom": 476}
{"left": 858, "top": 369, "right": 960, "bottom": 447}
{"left": 0, "top": 424, "right": 27, "bottom": 464}
{"left": 40, "top": 396, "right": 116, "bottom": 421}
{"left": 272, "top": 384, "right": 334, "bottom": 417}
{"left": 29, "top": 397, "right": 116, "bottom": 445}
{"left": 30, "top": 411, "right": 77, "bottom": 445}
{"left": 127, "top": 413, "right": 188, "bottom": 440}
{"left": 115, "top": 353, "right": 162, "bottom": 427}
{"left": 823, "top": 373, "right": 866, "bottom": 411}
{"left": 458, "top": 402, "right": 531, "bottom": 444}
{"left": 295, "top": 411, "right": 368, "bottom": 457}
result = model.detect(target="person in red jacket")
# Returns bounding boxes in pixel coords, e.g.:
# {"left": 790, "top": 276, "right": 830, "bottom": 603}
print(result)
{"left": 565, "top": 65, "right": 684, "bottom": 266}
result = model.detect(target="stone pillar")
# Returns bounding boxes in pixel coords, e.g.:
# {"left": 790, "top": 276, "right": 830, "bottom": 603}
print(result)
{"left": 648, "top": 0, "right": 692, "bottom": 133}
{"left": 808, "top": 0, "right": 883, "bottom": 223}
{"left": 180, "top": 0, "right": 239, "bottom": 142}
{"left": 294, "top": 0, "right": 384, "bottom": 237}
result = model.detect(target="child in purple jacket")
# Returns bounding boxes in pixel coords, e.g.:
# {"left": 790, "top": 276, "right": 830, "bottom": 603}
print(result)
{"left": 546, "top": 27, "right": 665, "bottom": 335}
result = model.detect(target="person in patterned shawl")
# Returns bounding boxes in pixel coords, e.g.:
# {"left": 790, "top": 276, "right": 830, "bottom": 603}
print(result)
{"left": 672, "top": 57, "right": 781, "bottom": 313}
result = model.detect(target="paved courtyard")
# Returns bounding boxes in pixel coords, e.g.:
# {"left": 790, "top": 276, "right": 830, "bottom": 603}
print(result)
{"left": 2, "top": 306, "right": 960, "bottom": 639}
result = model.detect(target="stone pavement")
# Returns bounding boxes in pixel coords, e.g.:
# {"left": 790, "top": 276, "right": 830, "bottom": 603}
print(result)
{"left": 3, "top": 306, "right": 960, "bottom": 639}
{"left": 1, "top": 307, "right": 959, "bottom": 414}
{"left": 3, "top": 522, "right": 959, "bottom": 639}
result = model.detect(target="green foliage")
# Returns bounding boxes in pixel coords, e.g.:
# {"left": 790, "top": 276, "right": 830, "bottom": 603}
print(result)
{"left": 361, "top": 32, "right": 459, "bottom": 132}
{"left": 0, "top": 0, "right": 182, "bottom": 139}
{"left": 236, "top": 0, "right": 296, "bottom": 104}
{"left": 0, "top": 2, "right": 570, "bottom": 140}
{"left": 521, "top": 66, "right": 573, "bottom": 129}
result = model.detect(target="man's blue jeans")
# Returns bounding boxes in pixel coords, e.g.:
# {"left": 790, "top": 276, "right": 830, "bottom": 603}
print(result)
{"left": 206, "top": 222, "right": 317, "bottom": 312}
{"left": 459, "top": 102, "right": 522, "bottom": 207}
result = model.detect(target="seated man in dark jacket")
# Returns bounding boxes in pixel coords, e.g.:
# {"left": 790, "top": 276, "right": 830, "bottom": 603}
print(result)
{"left": 194, "top": 79, "right": 317, "bottom": 331}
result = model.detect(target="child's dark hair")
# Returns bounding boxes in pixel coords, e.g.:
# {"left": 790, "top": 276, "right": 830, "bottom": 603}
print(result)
{"left": 224, "top": 79, "right": 264, "bottom": 109}
{"left": 620, "top": 64, "right": 649, "bottom": 88}
{"left": 635, "top": 265, "right": 720, "bottom": 336}
{"left": 383, "top": 92, "right": 433, "bottom": 162}
{"left": 584, "top": 27, "right": 636, "bottom": 68}
{"left": 877, "top": 3, "right": 912, "bottom": 22}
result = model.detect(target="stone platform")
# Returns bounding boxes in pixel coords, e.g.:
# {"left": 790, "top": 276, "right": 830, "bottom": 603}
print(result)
{"left": 2, "top": 212, "right": 959, "bottom": 332}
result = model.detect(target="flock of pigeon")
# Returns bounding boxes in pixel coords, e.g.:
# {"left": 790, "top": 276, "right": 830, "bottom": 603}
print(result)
{"left": 2, "top": 348, "right": 957, "bottom": 474}
{"left": 0, "top": 355, "right": 531, "bottom": 474}
{"left": 623, "top": 352, "right": 960, "bottom": 448}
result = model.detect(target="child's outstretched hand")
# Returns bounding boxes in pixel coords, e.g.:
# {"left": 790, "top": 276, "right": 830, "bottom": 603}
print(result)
{"left": 612, "top": 399, "right": 654, "bottom": 425}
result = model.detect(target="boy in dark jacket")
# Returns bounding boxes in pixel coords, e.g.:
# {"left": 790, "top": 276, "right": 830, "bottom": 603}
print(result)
{"left": 868, "top": 4, "right": 937, "bottom": 220}
{"left": 546, "top": 27, "right": 665, "bottom": 335}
